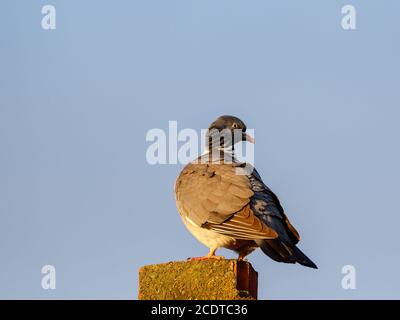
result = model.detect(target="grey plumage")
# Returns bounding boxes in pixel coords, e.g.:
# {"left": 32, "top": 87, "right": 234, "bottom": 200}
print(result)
{"left": 174, "top": 115, "right": 317, "bottom": 269}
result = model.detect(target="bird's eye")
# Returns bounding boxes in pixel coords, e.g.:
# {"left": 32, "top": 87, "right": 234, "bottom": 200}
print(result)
{"left": 232, "top": 123, "right": 238, "bottom": 129}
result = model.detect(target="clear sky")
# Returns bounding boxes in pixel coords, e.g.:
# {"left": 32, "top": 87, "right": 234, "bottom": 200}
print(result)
{"left": 1, "top": 0, "right": 399, "bottom": 299}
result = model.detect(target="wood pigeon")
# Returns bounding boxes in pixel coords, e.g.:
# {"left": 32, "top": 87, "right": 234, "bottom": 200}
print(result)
{"left": 175, "top": 115, "right": 317, "bottom": 268}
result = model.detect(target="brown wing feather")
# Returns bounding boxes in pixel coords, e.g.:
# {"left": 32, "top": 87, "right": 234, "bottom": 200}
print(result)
{"left": 204, "top": 204, "right": 278, "bottom": 240}
{"left": 175, "top": 157, "right": 278, "bottom": 240}
{"left": 284, "top": 217, "right": 300, "bottom": 242}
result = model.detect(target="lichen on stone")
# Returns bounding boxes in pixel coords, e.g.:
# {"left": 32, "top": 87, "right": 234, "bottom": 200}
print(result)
{"left": 138, "top": 259, "right": 256, "bottom": 300}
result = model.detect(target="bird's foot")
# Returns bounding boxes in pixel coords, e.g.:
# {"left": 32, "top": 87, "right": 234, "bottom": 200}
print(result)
{"left": 187, "top": 254, "right": 225, "bottom": 261}
{"left": 187, "top": 248, "right": 225, "bottom": 261}
{"left": 238, "top": 254, "right": 248, "bottom": 261}
{"left": 207, "top": 254, "right": 225, "bottom": 260}
{"left": 238, "top": 251, "right": 249, "bottom": 262}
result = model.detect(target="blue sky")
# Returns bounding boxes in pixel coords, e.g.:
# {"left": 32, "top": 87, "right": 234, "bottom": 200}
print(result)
{"left": 1, "top": 0, "right": 399, "bottom": 299}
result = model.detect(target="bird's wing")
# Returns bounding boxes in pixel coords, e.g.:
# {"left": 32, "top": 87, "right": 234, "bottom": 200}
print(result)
{"left": 175, "top": 160, "right": 278, "bottom": 240}
{"left": 248, "top": 168, "right": 318, "bottom": 268}
{"left": 248, "top": 168, "right": 300, "bottom": 244}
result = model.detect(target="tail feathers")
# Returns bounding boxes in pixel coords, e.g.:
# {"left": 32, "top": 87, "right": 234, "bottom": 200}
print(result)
{"left": 256, "top": 239, "right": 318, "bottom": 269}
{"left": 291, "top": 245, "right": 318, "bottom": 269}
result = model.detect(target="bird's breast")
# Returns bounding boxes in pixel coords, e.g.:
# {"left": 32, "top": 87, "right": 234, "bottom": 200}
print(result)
{"left": 182, "top": 216, "right": 236, "bottom": 250}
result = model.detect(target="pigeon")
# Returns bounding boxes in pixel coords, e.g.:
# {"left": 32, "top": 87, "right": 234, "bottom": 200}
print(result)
{"left": 174, "top": 115, "right": 317, "bottom": 268}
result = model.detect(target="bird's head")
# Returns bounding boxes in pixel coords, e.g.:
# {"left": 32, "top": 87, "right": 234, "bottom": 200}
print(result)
{"left": 206, "top": 115, "right": 254, "bottom": 151}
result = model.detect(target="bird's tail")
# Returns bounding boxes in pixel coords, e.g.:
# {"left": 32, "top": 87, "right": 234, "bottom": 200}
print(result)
{"left": 256, "top": 239, "right": 318, "bottom": 269}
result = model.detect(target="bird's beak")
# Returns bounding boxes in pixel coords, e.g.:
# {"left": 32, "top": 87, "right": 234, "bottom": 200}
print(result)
{"left": 244, "top": 133, "right": 255, "bottom": 144}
